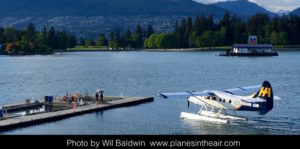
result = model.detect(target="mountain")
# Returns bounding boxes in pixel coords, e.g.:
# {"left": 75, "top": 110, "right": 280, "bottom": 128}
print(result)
{"left": 0, "top": 0, "right": 230, "bottom": 38}
{"left": 291, "top": 8, "right": 300, "bottom": 16}
{"left": 212, "top": 0, "right": 275, "bottom": 17}
{"left": 276, "top": 10, "right": 291, "bottom": 16}
{"left": 0, "top": 0, "right": 227, "bottom": 17}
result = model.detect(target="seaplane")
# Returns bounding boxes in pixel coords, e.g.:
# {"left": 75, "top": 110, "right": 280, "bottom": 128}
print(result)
{"left": 157, "top": 81, "right": 281, "bottom": 124}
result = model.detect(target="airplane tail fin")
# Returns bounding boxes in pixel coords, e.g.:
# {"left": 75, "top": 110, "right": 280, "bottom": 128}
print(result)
{"left": 253, "top": 81, "right": 274, "bottom": 114}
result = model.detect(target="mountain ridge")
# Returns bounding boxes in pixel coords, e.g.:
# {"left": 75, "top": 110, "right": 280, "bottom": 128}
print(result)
{"left": 211, "top": 0, "right": 275, "bottom": 17}
{"left": 0, "top": 0, "right": 228, "bottom": 17}
{"left": 291, "top": 7, "right": 300, "bottom": 15}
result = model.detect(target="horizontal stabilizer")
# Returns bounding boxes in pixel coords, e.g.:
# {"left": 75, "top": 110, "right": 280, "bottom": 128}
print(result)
{"left": 274, "top": 96, "right": 282, "bottom": 100}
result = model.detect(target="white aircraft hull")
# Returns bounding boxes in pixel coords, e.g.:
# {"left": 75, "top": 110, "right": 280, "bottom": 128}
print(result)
{"left": 180, "top": 111, "right": 247, "bottom": 124}
{"left": 180, "top": 112, "right": 228, "bottom": 124}
{"left": 199, "top": 111, "right": 247, "bottom": 121}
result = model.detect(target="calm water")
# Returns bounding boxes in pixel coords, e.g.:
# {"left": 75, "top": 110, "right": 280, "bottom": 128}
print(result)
{"left": 0, "top": 51, "right": 299, "bottom": 135}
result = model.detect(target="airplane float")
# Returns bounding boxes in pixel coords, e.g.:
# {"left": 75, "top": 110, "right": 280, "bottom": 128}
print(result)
{"left": 157, "top": 81, "right": 281, "bottom": 124}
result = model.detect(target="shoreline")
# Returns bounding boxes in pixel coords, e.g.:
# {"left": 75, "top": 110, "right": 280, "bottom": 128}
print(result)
{"left": 1, "top": 47, "right": 300, "bottom": 56}
{"left": 64, "top": 47, "right": 300, "bottom": 52}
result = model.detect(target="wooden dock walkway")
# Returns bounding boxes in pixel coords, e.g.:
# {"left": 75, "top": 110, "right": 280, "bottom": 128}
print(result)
{"left": 0, "top": 96, "right": 154, "bottom": 131}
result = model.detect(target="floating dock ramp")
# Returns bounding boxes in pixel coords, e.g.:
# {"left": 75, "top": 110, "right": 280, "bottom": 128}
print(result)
{"left": 0, "top": 96, "right": 154, "bottom": 131}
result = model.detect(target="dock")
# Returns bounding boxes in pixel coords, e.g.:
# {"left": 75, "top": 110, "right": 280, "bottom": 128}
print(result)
{"left": 0, "top": 96, "right": 154, "bottom": 131}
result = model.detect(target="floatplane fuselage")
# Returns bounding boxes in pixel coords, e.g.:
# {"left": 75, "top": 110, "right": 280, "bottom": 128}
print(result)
{"left": 158, "top": 81, "right": 280, "bottom": 124}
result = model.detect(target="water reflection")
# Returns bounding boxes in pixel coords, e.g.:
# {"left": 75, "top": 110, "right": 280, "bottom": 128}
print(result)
{"left": 13, "top": 105, "right": 46, "bottom": 116}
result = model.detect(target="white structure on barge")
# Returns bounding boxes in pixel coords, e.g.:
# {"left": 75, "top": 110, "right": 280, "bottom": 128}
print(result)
{"left": 232, "top": 44, "right": 273, "bottom": 54}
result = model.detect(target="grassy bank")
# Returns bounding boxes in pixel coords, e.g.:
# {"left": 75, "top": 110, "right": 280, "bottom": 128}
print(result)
{"left": 66, "top": 45, "right": 300, "bottom": 52}
{"left": 274, "top": 45, "right": 300, "bottom": 51}
{"left": 67, "top": 46, "right": 139, "bottom": 51}
{"left": 144, "top": 46, "right": 230, "bottom": 52}
{"left": 68, "top": 46, "right": 110, "bottom": 51}
{"left": 67, "top": 46, "right": 230, "bottom": 52}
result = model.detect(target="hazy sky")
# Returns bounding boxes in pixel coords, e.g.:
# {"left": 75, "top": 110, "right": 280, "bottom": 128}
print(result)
{"left": 194, "top": 0, "right": 300, "bottom": 12}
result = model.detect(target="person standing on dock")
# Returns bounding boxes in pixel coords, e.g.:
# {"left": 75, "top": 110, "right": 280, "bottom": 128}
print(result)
{"left": 100, "top": 90, "right": 104, "bottom": 103}
{"left": 95, "top": 91, "right": 99, "bottom": 103}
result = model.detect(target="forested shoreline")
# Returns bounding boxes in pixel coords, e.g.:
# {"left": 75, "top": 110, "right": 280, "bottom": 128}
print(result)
{"left": 0, "top": 24, "right": 76, "bottom": 55}
{"left": 76, "top": 13, "right": 300, "bottom": 50}
{"left": 144, "top": 13, "right": 300, "bottom": 49}
{"left": 1, "top": 13, "right": 300, "bottom": 55}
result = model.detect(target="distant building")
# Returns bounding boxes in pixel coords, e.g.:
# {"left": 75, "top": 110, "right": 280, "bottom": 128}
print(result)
{"left": 220, "top": 35, "right": 278, "bottom": 56}
{"left": 232, "top": 44, "right": 273, "bottom": 54}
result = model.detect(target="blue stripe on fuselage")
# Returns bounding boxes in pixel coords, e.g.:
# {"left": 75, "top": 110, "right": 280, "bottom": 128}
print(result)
{"left": 238, "top": 103, "right": 266, "bottom": 111}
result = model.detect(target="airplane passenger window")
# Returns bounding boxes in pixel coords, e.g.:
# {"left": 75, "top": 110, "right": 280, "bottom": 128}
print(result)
{"left": 229, "top": 100, "right": 232, "bottom": 103}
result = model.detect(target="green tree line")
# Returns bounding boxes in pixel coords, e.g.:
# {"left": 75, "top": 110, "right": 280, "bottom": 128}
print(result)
{"left": 86, "top": 13, "right": 300, "bottom": 50}
{"left": 1, "top": 13, "right": 300, "bottom": 54}
{"left": 77, "top": 24, "right": 154, "bottom": 49}
{"left": 0, "top": 23, "right": 76, "bottom": 55}
{"left": 144, "top": 13, "right": 300, "bottom": 49}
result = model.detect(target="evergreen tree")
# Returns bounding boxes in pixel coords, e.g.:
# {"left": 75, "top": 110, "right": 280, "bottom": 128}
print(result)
{"left": 277, "top": 31, "right": 289, "bottom": 45}
{"left": 270, "top": 31, "right": 278, "bottom": 45}
{"left": 58, "top": 31, "right": 68, "bottom": 50}
{"left": 187, "top": 17, "right": 193, "bottom": 33}
{"left": 247, "top": 13, "right": 270, "bottom": 43}
{"left": 123, "top": 27, "right": 132, "bottom": 48}
{"left": 0, "top": 27, "right": 4, "bottom": 43}
{"left": 193, "top": 15, "right": 207, "bottom": 36}
{"left": 134, "top": 24, "right": 143, "bottom": 48}
{"left": 41, "top": 26, "right": 48, "bottom": 46}
{"left": 146, "top": 24, "right": 154, "bottom": 38}
{"left": 180, "top": 18, "right": 188, "bottom": 48}
{"left": 48, "top": 26, "right": 56, "bottom": 49}
{"left": 220, "top": 12, "right": 233, "bottom": 45}
{"left": 180, "top": 18, "right": 187, "bottom": 35}
{"left": 97, "top": 34, "right": 108, "bottom": 46}
{"left": 109, "top": 31, "right": 116, "bottom": 49}
{"left": 207, "top": 15, "right": 214, "bottom": 31}
{"left": 26, "top": 23, "right": 36, "bottom": 42}
{"left": 115, "top": 29, "right": 121, "bottom": 48}
{"left": 67, "top": 35, "right": 77, "bottom": 48}
{"left": 79, "top": 37, "right": 85, "bottom": 46}
{"left": 174, "top": 20, "right": 180, "bottom": 33}
{"left": 87, "top": 38, "right": 95, "bottom": 46}
{"left": 109, "top": 31, "right": 115, "bottom": 41}
{"left": 4, "top": 27, "right": 18, "bottom": 43}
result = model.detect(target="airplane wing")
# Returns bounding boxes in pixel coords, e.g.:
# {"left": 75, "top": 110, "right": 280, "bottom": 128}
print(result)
{"left": 157, "top": 91, "right": 209, "bottom": 99}
{"left": 224, "top": 85, "right": 261, "bottom": 95}
{"left": 158, "top": 85, "right": 261, "bottom": 99}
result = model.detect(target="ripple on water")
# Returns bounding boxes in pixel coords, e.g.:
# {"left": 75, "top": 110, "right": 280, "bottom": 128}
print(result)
{"left": 0, "top": 51, "right": 300, "bottom": 134}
